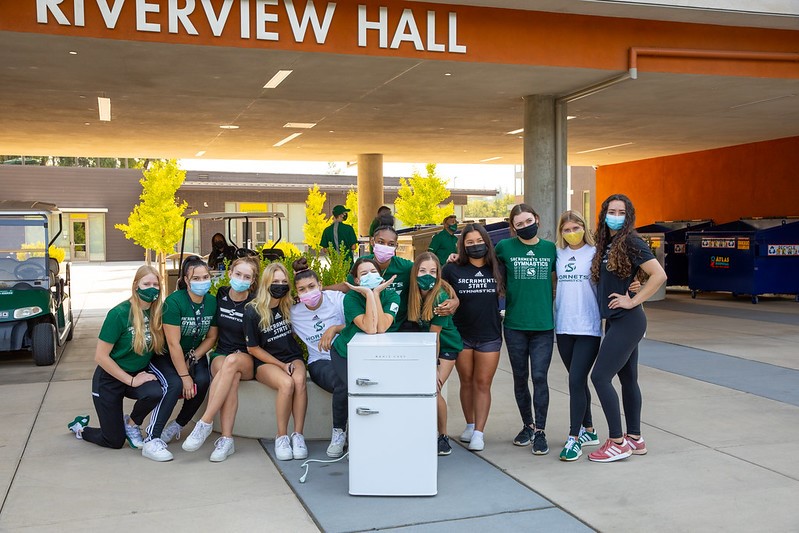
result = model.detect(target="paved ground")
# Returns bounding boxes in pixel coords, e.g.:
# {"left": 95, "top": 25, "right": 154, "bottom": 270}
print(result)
{"left": 1, "top": 262, "right": 797, "bottom": 532}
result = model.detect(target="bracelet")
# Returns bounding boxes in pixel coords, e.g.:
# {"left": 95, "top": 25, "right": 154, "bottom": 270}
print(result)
{"left": 179, "top": 373, "right": 190, "bottom": 377}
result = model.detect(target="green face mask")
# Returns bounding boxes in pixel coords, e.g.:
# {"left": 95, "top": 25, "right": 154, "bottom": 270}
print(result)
{"left": 448, "top": 224, "right": 458, "bottom": 232}
{"left": 136, "top": 287, "right": 160, "bottom": 303}
{"left": 416, "top": 274, "right": 436, "bottom": 291}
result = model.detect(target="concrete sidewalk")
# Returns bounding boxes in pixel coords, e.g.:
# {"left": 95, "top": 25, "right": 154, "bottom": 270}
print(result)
{"left": 1, "top": 262, "right": 797, "bottom": 531}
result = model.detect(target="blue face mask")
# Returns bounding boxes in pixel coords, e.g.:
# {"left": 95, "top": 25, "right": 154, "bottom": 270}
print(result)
{"left": 605, "top": 214, "right": 626, "bottom": 231}
{"left": 189, "top": 279, "right": 212, "bottom": 297}
{"left": 359, "top": 272, "right": 384, "bottom": 290}
{"left": 229, "top": 277, "right": 251, "bottom": 293}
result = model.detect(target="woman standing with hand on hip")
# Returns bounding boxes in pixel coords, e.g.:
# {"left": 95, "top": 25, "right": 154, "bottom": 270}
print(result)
{"left": 146, "top": 256, "right": 218, "bottom": 461}
{"left": 588, "top": 194, "right": 666, "bottom": 463}
{"left": 67, "top": 266, "right": 165, "bottom": 452}
{"left": 442, "top": 223, "right": 503, "bottom": 452}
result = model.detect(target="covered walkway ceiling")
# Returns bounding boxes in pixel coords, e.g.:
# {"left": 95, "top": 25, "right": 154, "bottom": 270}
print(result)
{"left": 1, "top": 1, "right": 797, "bottom": 166}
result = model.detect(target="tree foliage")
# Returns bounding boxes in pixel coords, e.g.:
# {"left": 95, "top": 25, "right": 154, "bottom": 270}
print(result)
{"left": 115, "top": 159, "right": 192, "bottom": 274}
{"left": 303, "top": 185, "right": 332, "bottom": 250}
{"left": 394, "top": 163, "right": 454, "bottom": 226}
{"left": 344, "top": 187, "right": 358, "bottom": 233}
{"left": 464, "top": 193, "right": 517, "bottom": 219}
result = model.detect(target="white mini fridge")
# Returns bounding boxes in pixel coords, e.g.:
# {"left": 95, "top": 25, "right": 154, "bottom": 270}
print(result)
{"left": 347, "top": 332, "right": 438, "bottom": 496}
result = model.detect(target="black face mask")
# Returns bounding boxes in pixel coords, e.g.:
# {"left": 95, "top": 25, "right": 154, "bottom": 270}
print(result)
{"left": 516, "top": 223, "right": 538, "bottom": 240}
{"left": 465, "top": 244, "right": 488, "bottom": 259}
{"left": 269, "top": 284, "right": 290, "bottom": 299}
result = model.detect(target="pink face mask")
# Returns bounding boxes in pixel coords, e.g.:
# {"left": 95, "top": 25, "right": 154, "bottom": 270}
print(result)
{"left": 373, "top": 243, "right": 396, "bottom": 263}
{"left": 299, "top": 288, "right": 322, "bottom": 307}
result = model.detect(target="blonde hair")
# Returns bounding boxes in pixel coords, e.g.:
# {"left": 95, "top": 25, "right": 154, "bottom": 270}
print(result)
{"left": 249, "top": 262, "right": 292, "bottom": 331}
{"left": 407, "top": 252, "right": 454, "bottom": 323}
{"left": 556, "top": 210, "right": 595, "bottom": 249}
{"left": 129, "top": 265, "right": 165, "bottom": 355}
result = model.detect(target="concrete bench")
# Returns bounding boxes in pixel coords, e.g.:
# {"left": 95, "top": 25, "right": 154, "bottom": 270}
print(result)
{"left": 209, "top": 377, "right": 334, "bottom": 440}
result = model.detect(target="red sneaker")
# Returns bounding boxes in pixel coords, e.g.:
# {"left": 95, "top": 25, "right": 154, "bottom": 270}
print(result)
{"left": 626, "top": 435, "right": 647, "bottom": 455}
{"left": 588, "top": 438, "right": 632, "bottom": 462}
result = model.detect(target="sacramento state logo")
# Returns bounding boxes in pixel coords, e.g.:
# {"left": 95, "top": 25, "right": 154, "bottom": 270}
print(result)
{"left": 314, "top": 321, "right": 325, "bottom": 332}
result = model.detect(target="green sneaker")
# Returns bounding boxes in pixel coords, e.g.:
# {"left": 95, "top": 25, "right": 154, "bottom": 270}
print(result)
{"left": 67, "top": 415, "right": 90, "bottom": 439}
{"left": 578, "top": 427, "right": 600, "bottom": 446}
{"left": 559, "top": 437, "right": 582, "bottom": 462}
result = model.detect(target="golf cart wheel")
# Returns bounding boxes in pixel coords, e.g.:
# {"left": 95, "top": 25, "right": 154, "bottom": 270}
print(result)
{"left": 32, "top": 322, "right": 56, "bottom": 366}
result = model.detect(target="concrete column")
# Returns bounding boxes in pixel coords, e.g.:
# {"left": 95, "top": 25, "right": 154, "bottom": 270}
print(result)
{"left": 522, "top": 95, "right": 566, "bottom": 240}
{"left": 357, "top": 154, "right": 384, "bottom": 237}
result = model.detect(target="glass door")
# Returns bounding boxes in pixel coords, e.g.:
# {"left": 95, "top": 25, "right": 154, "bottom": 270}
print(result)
{"left": 71, "top": 219, "right": 88, "bottom": 260}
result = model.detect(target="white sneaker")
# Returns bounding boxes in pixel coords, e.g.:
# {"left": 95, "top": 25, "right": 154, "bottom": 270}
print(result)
{"left": 460, "top": 425, "right": 474, "bottom": 443}
{"left": 291, "top": 432, "right": 308, "bottom": 460}
{"left": 275, "top": 435, "right": 292, "bottom": 460}
{"left": 123, "top": 415, "right": 144, "bottom": 449}
{"left": 468, "top": 431, "right": 485, "bottom": 451}
{"left": 327, "top": 428, "right": 346, "bottom": 458}
{"left": 142, "top": 438, "right": 173, "bottom": 462}
{"left": 161, "top": 420, "right": 182, "bottom": 444}
{"left": 182, "top": 420, "right": 213, "bottom": 452}
{"left": 210, "top": 437, "right": 235, "bottom": 462}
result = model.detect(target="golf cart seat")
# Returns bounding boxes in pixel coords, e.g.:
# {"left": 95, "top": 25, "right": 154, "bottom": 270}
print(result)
{"left": 261, "top": 248, "right": 285, "bottom": 262}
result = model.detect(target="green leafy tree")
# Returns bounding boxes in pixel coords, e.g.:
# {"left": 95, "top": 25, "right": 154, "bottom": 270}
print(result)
{"left": 303, "top": 185, "right": 331, "bottom": 250}
{"left": 344, "top": 187, "right": 358, "bottom": 233}
{"left": 394, "top": 163, "right": 454, "bottom": 226}
{"left": 464, "top": 193, "right": 516, "bottom": 218}
{"left": 115, "top": 159, "right": 192, "bottom": 279}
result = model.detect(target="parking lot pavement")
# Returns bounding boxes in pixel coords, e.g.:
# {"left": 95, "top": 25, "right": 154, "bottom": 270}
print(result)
{"left": 1, "top": 263, "right": 797, "bottom": 531}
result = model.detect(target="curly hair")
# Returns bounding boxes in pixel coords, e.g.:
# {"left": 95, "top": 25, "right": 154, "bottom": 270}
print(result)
{"left": 591, "top": 194, "right": 640, "bottom": 283}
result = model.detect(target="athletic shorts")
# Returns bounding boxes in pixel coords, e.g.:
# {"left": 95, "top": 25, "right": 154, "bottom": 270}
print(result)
{"left": 439, "top": 351, "right": 459, "bottom": 362}
{"left": 252, "top": 353, "right": 304, "bottom": 370}
{"left": 462, "top": 337, "right": 503, "bottom": 353}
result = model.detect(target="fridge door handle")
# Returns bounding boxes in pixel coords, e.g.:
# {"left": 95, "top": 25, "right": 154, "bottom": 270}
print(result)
{"left": 355, "top": 378, "right": 379, "bottom": 386}
{"left": 356, "top": 407, "right": 380, "bottom": 415}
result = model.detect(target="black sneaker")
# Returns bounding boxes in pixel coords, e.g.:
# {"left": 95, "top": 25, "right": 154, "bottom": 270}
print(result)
{"left": 438, "top": 434, "right": 452, "bottom": 456}
{"left": 513, "top": 425, "right": 535, "bottom": 446}
{"left": 532, "top": 430, "right": 549, "bottom": 455}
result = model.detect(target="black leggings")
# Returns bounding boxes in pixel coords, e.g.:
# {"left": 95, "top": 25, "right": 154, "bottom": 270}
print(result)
{"left": 556, "top": 334, "right": 601, "bottom": 437}
{"left": 309, "top": 359, "right": 348, "bottom": 430}
{"left": 146, "top": 354, "right": 211, "bottom": 438}
{"left": 82, "top": 366, "right": 163, "bottom": 449}
{"left": 591, "top": 306, "right": 647, "bottom": 439}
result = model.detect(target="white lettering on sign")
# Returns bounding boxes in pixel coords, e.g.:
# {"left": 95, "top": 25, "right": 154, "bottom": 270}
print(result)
{"left": 98, "top": 0, "right": 125, "bottom": 29}
{"left": 33, "top": 1, "right": 468, "bottom": 54}
{"left": 285, "top": 0, "right": 336, "bottom": 44}
{"left": 136, "top": 0, "right": 160, "bottom": 33}
{"left": 169, "top": 0, "right": 199, "bottom": 35}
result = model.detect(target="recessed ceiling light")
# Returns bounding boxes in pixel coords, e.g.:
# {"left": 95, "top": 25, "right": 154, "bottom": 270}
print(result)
{"left": 97, "top": 97, "right": 111, "bottom": 121}
{"left": 273, "top": 132, "right": 302, "bottom": 147}
{"left": 444, "top": 72, "right": 452, "bottom": 76}
{"left": 480, "top": 156, "right": 502, "bottom": 162}
{"left": 328, "top": 130, "right": 335, "bottom": 133}
{"left": 84, "top": 122, "right": 90, "bottom": 126}
{"left": 507, "top": 128, "right": 523, "bottom": 135}
{"left": 283, "top": 122, "right": 316, "bottom": 129}
{"left": 567, "top": 115, "right": 576, "bottom": 120}
{"left": 576, "top": 142, "right": 633, "bottom": 154}
{"left": 263, "top": 70, "right": 293, "bottom": 89}
{"left": 68, "top": 51, "right": 77, "bottom": 55}
{"left": 79, "top": 95, "right": 86, "bottom": 99}
{"left": 219, "top": 125, "right": 239, "bottom": 129}
{"left": 195, "top": 150, "right": 206, "bottom": 157}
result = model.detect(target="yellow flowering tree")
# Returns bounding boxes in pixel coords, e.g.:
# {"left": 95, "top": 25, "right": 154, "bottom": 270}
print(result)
{"left": 303, "top": 185, "right": 331, "bottom": 250}
{"left": 115, "top": 159, "right": 192, "bottom": 279}
{"left": 394, "top": 163, "right": 454, "bottom": 226}
{"left": 344, "top": 187, "right": 358, "bottom": 233}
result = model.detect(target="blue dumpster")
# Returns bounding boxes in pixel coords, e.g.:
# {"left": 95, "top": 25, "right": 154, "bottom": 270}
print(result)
{"left": 637, "top": 220, "right": 713, "bottom": 286}
{"left": 686, "top": 218, "right": 799, "bottom": 303}
{"left": 482, "top": 221, "right": 510, "bottom": 245}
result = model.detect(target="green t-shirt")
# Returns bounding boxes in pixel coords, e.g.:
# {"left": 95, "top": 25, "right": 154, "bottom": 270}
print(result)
{"left": 495, "top": 237, "right": 556, "bottom": 331}
{"left": 162, "top": 290, "right": 218, "bottom": 353}
{"left": 332, "top": 289, "right": 400, "bottom": 358}
{"left": 416, "top": 289, "right": 463, "bottom": 354}
{"left": 428, "top": 229, "right": 458, "bottom": 266}
{"left": 320, "top": 222, "right": 358, "bottom": 262}
{"left": 98, "top": 300, "right": 154, "bottom": 372}
{"left": 346, "top": 254, "right": 413, "bottom": 329}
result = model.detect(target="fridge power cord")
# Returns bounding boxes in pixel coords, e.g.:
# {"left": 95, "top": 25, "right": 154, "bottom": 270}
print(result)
{"left": 299, "top": 452, "right": 349, "bottom": 483}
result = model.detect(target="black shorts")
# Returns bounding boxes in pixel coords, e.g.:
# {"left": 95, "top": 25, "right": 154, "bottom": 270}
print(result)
{"left": 439, "top": 352, "right": 458, "bottom": 362}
